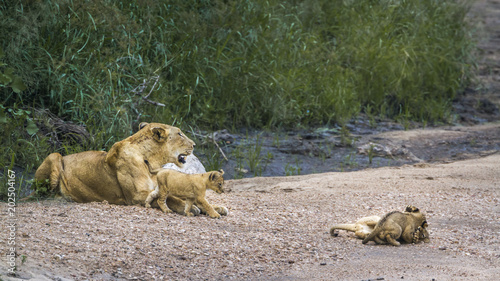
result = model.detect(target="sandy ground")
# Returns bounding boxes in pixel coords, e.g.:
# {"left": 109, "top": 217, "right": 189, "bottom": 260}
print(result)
{"left": 2, "top": 0, "right": 500, "bottom": 280}
{"left": 0, "top": 151, "right": 499, "bottom": 281}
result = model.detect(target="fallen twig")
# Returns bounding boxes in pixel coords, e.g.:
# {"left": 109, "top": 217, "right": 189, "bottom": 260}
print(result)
{"left": 130, "top": 75, "right": 164, "bottom": 122}
{"left": 211, "top": 133, "right": 228, "bottom": 161}
{"left": 191, "top": 131, "right": 229, "bottom": 161}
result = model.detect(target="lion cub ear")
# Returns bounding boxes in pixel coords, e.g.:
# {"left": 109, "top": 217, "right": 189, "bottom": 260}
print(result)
{"left": 139, "top": 122, "right": 149, "bottom": 130}
{"left": 151, "top": 127, "right": 167, "bottom": 142}
{"left": 219, "top": 169, "right": 224, "bottom": 176}
{"left": 209, "top": 172, "right": 216, "bottom": 182}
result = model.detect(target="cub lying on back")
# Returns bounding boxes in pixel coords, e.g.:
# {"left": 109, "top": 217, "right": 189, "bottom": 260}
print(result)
{"left": 330, "top": 215, "right": 381, "bottom": 240}
{"left": 362, "top": 206, "right": 427, "bottom": 246}
{"left": 145, "top": 161, "right": 225, "bottom": 219}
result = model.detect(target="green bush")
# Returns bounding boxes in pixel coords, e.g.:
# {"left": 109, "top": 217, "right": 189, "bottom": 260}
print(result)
{"left": 0, "top": 0, "right": 475, "bottom": 197}
{"left": 0, "top": 0, "right": 474, "bottom": 130}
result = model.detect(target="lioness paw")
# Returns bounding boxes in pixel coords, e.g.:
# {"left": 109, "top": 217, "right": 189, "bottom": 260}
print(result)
{"left": 190, "top": 205, "right": 201, "bottom": 216}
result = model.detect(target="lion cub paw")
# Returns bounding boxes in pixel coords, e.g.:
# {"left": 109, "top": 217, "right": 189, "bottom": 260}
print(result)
{"left": 210, "top": 213, "right": 221, "bottom": 219}
{"left": 185, "top": 211, "right": 195, "bottom": 217}
{"left": 145, "top": 203, "right": 151, "bottom": 208}
{"left": 404, "top": 205, "right": 419, "bottom": 213}
{"left": 412, "top": 226, "right": 422, "bottom": 244}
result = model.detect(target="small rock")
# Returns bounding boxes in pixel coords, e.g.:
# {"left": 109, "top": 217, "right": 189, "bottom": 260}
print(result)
{"left": 210, "top": 129, "right": 235, "bottom": 143}
{"left": 235, "top": 167, "right": 249, "bottom": 174}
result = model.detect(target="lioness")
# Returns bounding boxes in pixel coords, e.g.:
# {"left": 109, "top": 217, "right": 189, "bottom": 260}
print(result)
{"left": 362, "top": 207, "right": 427, "bottom": 246}
{"left": 145, "top": 162, "right": 225, "bottom": 219}
{"left": 33, "top": 122, "right": 224, "bottom": 214}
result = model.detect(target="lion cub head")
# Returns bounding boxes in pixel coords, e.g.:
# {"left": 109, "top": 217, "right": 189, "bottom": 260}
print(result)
{"left": 207, "top": 169, "right": 225, "bottom": 194}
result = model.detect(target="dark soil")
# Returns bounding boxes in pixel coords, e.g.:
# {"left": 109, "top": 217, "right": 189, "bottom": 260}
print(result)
{"left": 197, "top": 119, "right": 500, "bottom": 181}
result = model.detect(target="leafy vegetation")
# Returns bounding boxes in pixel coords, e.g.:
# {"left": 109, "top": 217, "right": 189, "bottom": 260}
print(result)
{"left": 0, "top": 0, "right": 475, "bottom": 198}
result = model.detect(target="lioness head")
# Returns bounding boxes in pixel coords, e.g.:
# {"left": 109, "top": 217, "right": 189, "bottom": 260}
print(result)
{"left": 137, "top": 122, "right": 195, "bottom": 168}
{"left": 208, "top": 169, "right": 225, "bottom": 194}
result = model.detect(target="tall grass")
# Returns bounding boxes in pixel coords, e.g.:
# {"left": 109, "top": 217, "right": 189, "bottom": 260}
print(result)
{"left": 1, "top": 0, "right": 475, "bottom": 129}
{"left": 0, "top": 0, "right": 475, "bottom": 198}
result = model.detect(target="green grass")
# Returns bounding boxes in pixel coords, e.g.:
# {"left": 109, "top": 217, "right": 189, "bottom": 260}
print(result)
{"left": 1, "top": 0, "right": 475, "bottom": 128}
{"left": 0, "top": 0, "right": 476, "bottom": 198}
{"left": 285, "top": 157, "right": 302, "bottom": 176}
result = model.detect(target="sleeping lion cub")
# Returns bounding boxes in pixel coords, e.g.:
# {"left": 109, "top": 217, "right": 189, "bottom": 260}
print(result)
{"left": 145, "top": 161, "right": 225, "bottom": 218}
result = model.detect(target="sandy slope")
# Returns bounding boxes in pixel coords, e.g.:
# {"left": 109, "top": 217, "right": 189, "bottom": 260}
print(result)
{"left": 1, "top": 153, "right": 499, "bottom": 281}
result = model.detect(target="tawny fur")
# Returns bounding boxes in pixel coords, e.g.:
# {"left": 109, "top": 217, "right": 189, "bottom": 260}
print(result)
{"left": 330, "top": 216, "right": 381, "bottom": 239}
{"left": 362, "top": 207, "right": 427, "bottom": 246}
{"left": 404, "top": 205, "right": 430, "bottom": 244}
{"left": 31, "top": 122, "right": 219, "bottom": 214}
{"left": 412, "top": 221, "right": 430, "bottom": 244}
{"left": 332, "top": 206, "right": 430, "bottom": 244}
{"left": 145, "top": 164, "right": 226, "bottom": 219}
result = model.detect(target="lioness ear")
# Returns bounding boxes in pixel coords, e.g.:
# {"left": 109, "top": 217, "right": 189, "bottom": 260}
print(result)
{"left": 151, "top": 127, "right": 167, "bottom": 142}
{"left": 139, "top": 122, "right": 149, "bottom": 130}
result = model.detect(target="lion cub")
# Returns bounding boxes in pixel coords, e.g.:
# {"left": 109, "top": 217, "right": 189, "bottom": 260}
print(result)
{"left": 331, "top": 206, "right": 430, "bottom": 244}
{"left": 403, "top": 205, "right": 430, "bottom": 244}
{"left": 362, "top": 206, "right": 427, "bottom": 246}
{"left": 145, "top": 162, "right": 225, "bottom": 219}
{"left": 330, "top": 215, "right": 381, "bottom": 240}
